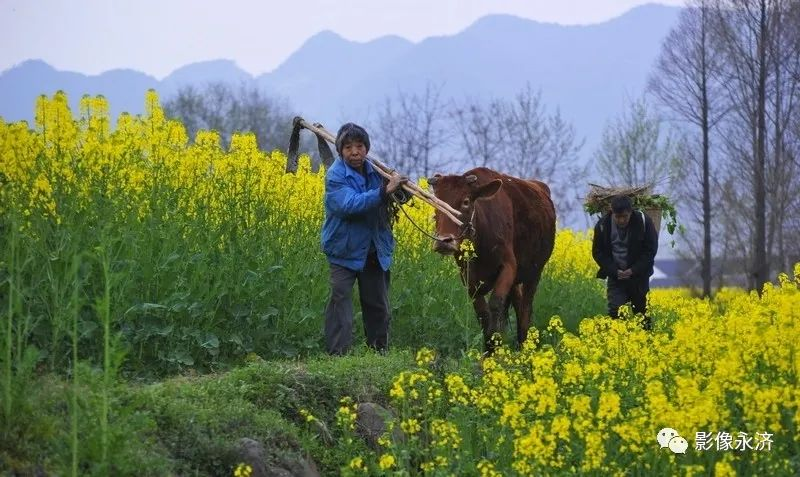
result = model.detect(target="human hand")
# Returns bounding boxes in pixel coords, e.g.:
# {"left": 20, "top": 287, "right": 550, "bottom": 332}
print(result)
{"left": 617, "top": 268, "right": 633, "bottom": 280}
{"left": 386, "top": 174, "right": 408, "bottom": 194}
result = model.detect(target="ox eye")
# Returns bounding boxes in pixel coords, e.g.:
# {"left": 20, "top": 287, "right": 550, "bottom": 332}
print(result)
{"left": 461, "top": 198, "right": 470, "bottom": 208}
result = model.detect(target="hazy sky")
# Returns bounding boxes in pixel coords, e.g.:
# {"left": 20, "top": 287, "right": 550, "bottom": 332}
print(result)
{"left": 1, "top": 0, "right": 684, "bottom": 79}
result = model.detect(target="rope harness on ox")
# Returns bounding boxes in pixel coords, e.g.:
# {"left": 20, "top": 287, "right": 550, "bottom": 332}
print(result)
{"left": 396, "top": 202, "right": 476, "bottom": 243}
{"left": 460, "top": 208, "right": 477, "bottom": 240}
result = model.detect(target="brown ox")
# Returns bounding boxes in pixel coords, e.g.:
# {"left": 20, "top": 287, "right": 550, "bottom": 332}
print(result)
{"left": 428, "top": 167, "right": 556, "bottom": 352}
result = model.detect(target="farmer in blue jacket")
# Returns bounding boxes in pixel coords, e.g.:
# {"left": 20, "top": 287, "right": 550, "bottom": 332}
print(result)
{"left": 321, "top": 123, "right": 407, "bottom": 355}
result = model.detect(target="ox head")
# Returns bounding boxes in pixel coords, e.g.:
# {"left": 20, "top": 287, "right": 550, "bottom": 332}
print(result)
{"left": 427, "top": 172, "right": 502, "bottom": 255}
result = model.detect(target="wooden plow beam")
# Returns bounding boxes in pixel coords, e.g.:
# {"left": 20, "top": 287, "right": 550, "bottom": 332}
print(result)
{"left": 287, "top": 116, "right": 464, "bottom": 227}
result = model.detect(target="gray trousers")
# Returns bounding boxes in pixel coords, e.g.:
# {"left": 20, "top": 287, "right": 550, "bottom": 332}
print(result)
{"left": 607, "top": 277, "right": 649, "bottom": 318}
{"left": 324, "top": 255, "right": 391, "bottom": 355}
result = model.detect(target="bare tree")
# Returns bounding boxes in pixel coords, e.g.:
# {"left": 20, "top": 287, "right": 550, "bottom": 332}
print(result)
{"left": 449, "top": 98, "right": 508, "bottom": 169}
{"left": 543, "top": 110, "right": 588, "bottom": 218}
{"left": 449, "top": 86, "right": 585, "bottom": 225}
{"left": 648, "top": 0, "right": 727, "bottom": 296}
{"left": 369, "top": 83, "right": 451, "bottom": 179}
{"left": 371, "top": 97, "right": 410, "bottom": 173}
{"left": 715, "top": 170, "right": 756, "bottom": 285}
{"left": 164, "top": 81, "right": 294, "bottom": 153}
{"left": 545, "top": 110, "right": 585, "bottom": 172}
{"left": 594, "top": 95, "right": 684, "bottom": 188}
{"left": 766, "top": 0, "right": 800, "bottom": 277}
{"left": 712, "top": 0, "right": 800, "bottom": 291}
{"left": 501, "top": 85, "right": 550, "bottom": 177}
{"left": 712, "top": 0, "right": 771, "bottom": 292}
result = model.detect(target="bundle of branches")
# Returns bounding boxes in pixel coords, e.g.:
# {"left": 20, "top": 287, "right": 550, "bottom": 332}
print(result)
{"left": 583, "top": 183, "right": 653, "bottom": 215}
{"left": 583, "top": 183, "right": 681, "bottom": 236}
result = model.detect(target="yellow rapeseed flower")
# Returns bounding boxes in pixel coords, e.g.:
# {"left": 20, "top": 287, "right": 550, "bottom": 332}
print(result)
{"left": 400, "top": 418, "right": 421, "bottom": 435}
{"left": 233, "top": 463, "right": 252, "bottom": 477}
{"left": 378, "top": 453, "right": 395, "bottom": 470}
{"left": 477, "top": 459, "right": 502, "bottom": 477}
{"left": 415, "top": 347, "right": 436, "bottom": 367}
{"left": 348, "top": 457, "right": 366, "bottom": 471}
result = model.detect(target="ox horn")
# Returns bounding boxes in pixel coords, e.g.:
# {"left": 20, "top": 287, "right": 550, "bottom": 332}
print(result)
{"left": 465, "top": 174, "right": 478, "bottom": 184}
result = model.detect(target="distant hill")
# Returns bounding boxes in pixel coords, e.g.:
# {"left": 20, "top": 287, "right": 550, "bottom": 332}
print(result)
{"left": 160, "top": 59, "right": 254, "bottom": 96}
{"left": 0, "top": 3, "right": 680, "bottom": 162}
{"left": 0, "top": 59, "right": 159, "bottom": 127}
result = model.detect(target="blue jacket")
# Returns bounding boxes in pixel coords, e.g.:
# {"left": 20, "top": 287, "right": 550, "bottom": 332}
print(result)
{"left": 321, "top": 159, "right": 395, "bottom": 271}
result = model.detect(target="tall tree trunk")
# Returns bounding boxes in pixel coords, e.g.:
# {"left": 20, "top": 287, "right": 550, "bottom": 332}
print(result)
{"left": 701, "top": 5, "right": 713, "bottom": 297}
{"left": 753, "top": 0, "right": 769, "bottom": 292}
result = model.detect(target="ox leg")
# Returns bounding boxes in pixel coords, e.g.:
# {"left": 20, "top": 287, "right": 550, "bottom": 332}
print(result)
{"left": 486, "top": 262, "right": 517, "bottom": 353}
{"left": 518, "top": 270, "right": 543, "bottom": 347}
{"left": 486, "top": 295, "right": 503, "bottom": 353}
{"left": 497, "top": 293, "right": 513, "bottom": 332}
{"left": 470, "top": 294, "right": 492, "bottom": 350}
{"left": 509, "top": 284, "right": 523, "bottom": 348}
{"left": 497, "top": 285, "right": 522, "bottom": 332}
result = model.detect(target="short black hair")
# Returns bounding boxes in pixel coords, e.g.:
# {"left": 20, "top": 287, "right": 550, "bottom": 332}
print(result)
{"left": 611, "top": 195, "right": 633, "bottom": 213}
{"left": 335, "top": 123, "right": 370, "bottom": 155}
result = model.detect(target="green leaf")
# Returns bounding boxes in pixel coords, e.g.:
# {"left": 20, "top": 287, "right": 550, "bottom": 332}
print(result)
{"left": 199, "top": 333, "right": 220, "bottom": 350}
{"left": 174, "top": 349, "right": 194, "bottom": 366}
{"left": 259, "top": 307, "right": 279, "bottom": 322}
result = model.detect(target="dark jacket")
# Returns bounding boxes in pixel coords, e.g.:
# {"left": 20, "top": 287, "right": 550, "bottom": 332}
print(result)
{"left": 321, "top": 159, "right": 394, "bottom": 271}
{"left": 592, "top": 210, "right": 658, "bottom": 280}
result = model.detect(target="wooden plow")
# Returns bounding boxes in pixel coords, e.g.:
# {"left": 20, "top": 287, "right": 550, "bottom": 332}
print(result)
{"left": 286, "top": 116, "right": 463, "bottom": 227}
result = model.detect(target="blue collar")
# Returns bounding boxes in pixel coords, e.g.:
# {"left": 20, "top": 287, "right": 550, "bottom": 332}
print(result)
{"left": 342, "top": 158, "right": 378, "bottom": 180}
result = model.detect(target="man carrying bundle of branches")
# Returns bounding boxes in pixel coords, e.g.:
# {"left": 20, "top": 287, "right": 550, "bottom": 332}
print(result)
{"left": 320, "top": 123, "right": 408, "bottom": 355}
{"left": 591, "top": 195, "right": 659, "bottom": 330}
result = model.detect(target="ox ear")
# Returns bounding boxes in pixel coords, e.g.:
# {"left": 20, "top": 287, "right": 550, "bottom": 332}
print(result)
{"left": 471, "top": 179, "right": 502, "bottom": 200}
{"left": 427, "top": 173, "right": 443, "bottom": 186}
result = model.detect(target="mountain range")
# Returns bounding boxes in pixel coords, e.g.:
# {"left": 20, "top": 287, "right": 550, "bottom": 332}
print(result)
{"left": 0, "top": 4, "right": 681, "bottom": 164}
